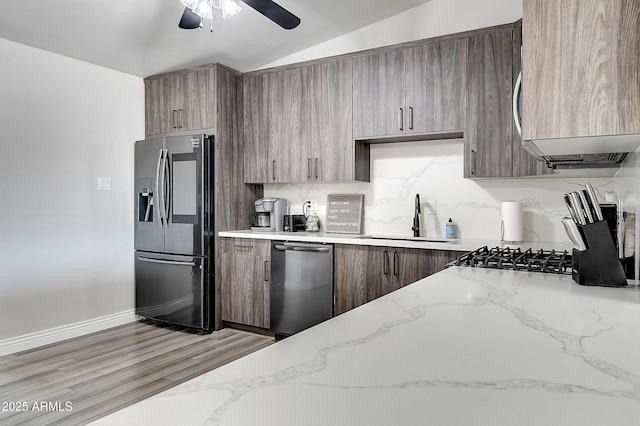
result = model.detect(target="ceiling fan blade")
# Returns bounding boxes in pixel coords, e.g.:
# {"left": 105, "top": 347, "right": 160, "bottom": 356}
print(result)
{"left": 179, "top": 7, "right": 202, "bottom": 29}
{"left": 239, "top": 0, "right": 301, "bottom": 29}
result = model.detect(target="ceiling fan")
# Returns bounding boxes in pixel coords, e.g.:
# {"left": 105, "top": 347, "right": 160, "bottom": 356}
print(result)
{"left": 179, "top": 0, "right": 301, "bottom": 31}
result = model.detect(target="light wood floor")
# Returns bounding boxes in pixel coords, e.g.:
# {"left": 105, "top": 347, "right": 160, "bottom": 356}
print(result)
{"left": 0, "top": 321, "right": 274, "bottom": 426}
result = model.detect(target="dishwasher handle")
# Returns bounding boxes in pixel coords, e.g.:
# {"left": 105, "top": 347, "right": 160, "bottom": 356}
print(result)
{"left": 273, "top": 244, "right": 331, "bottom": 253}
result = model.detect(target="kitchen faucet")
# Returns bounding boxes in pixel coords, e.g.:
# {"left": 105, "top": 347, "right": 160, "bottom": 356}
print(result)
{"left": 412, "top": 194, "right": 421, "bottom": 237}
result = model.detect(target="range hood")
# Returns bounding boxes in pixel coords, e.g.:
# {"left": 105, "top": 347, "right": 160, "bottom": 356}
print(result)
{"left": 522, "top": 134, "right": 640, "bottom": 170}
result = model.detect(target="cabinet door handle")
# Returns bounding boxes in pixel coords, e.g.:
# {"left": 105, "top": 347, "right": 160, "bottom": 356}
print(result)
{"left": 393, "top": 251, "right": 400, "bottom": 276}
{"left": 314, "top": 157, "right": 319, "bottom": 180}
{"left": 409, "top": 107, "right": 414, "bottom": 131}
{"left": 272, "top": 160, "right": 276, "bottom": 181}
{"left": 264, "top": 260, "right": 270, "bottom": 282}
{"left": 234, "top": 244, "right": 254, "bottom": 254}
{"left": 172, "top": 109, "right": 178, "bottom": 129}
{"left": 307, "top": 158, "right": 312, "bottom": 180}
{"left": 398, "top": 107, "right": 404, "bottom": 131}
{"left": 470, "top": 149, "right": 476, "bottom": 176}
{"left": 383, "top": 250, "right": 389, "bottom": 275}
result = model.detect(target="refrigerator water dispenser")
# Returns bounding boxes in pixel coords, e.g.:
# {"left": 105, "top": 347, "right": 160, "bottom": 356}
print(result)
{"left": 138, "top": 188, "right": 154, "bottom": 222}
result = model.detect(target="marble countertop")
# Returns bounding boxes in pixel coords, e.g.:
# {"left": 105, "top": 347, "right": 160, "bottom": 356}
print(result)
{"left": 94, "top": 267, "right": 640, "bottom": 426}
{"left": 219, "top": 230, "right": 574, "bottom": 253}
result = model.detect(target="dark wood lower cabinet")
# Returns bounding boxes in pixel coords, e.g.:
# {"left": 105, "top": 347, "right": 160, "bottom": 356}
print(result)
{"left": 221, "top": 238, "right": 271, "bottom": 329}
{"left": 334, "top": 244, "right": 460, "bottom": 315}
{"left": 416, "top": 248, "right": 462, "bottom": 278}
{"left": 365, "top": 247, "right": 411, "bottom": 304}
{"left": 220, "top": 239, "right": 460, "bottom": 323}
{"left": 333, "top": 244, "right": 368, "bottom": 314}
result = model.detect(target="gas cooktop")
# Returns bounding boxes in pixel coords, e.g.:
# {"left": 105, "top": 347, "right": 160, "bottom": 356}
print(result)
{"left": 448, "top": 246, "right": 573, "bottom": 275}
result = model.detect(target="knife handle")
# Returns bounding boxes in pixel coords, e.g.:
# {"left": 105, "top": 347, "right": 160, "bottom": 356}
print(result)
{"left": 585, "top": 183, "right": 604, "bottom": 222}
{"left": 562, "top": 217, "right": 587, "bottom": 251}
{"left": 569, "top": 192, "right": 586, "bottom": 225}
{"left": 564, "top": 194, "right": 578, "bottom": 224}
{"left": 578, "top": 191, "right": 595, "bottom": 224}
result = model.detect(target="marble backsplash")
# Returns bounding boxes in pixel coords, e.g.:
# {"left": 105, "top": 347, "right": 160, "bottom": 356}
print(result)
{"left": 264, "top": 139, "right": 640, "bottom": 244}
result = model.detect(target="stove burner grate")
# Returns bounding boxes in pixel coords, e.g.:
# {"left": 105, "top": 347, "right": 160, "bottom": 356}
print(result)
{"left": 450, "top": 246, "right": 572, "bottom": 275}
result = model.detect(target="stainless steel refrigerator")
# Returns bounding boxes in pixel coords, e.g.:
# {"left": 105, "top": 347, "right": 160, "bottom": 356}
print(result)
{"left": 134, "top": 134, "right": 214, "bottom": 332}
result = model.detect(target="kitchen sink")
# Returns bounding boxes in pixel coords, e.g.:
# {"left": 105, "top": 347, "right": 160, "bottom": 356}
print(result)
{"left": 359, "top": 235, "right": 457, "bottom": 243}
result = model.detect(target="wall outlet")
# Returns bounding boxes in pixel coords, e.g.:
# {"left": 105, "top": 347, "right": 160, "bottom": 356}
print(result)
{"left": 425, "top": 200, "right": 436, "bottom": 215}
{"left": 309, "top": 199, "right": 319, "bottom": 211}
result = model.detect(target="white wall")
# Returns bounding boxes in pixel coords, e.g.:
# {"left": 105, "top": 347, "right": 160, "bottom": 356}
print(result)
{"left": 263, "top": 0, "right": 523, "bottom": 69}
{"left": 0, "top": 38, "right": 144, "bottom": 348}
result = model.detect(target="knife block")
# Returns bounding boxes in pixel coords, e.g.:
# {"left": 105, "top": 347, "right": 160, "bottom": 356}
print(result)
{"left": 572, "top": 220, "right": 627, "bottom": 287}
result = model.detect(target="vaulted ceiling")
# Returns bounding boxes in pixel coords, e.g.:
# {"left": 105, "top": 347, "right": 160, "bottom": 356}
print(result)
{"left": 0, "top": 0, "right": 432, "bottom": 77}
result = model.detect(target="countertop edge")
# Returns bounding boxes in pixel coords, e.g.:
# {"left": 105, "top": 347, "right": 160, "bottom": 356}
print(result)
{"left": 218, "top": 230, "right": 574, "bottom": 252}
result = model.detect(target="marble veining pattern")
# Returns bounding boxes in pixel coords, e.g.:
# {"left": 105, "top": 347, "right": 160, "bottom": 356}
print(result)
{"left": 93, "top": 268, "right": 640, "bottom": 425}
{"left": 264, "top": 140, "right": 639, "bottom": 244}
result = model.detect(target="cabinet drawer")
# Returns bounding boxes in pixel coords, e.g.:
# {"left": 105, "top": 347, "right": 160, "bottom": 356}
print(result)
{"left": 223, "top": 238, "right": 270, "bottom": 257}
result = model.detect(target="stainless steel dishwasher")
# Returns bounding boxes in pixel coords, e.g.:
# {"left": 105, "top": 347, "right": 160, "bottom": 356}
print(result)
{"left": 271, "top": 241, "right": 334, "bottom": 339}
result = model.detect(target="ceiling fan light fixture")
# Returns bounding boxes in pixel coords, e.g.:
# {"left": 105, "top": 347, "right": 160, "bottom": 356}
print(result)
{"left": 221, "top": 0, "right": 242, "bottom": 19}
{"left": 180, "top": 0, "right": 200, "bottom": 10}
{"left": 178, "top": 0, "right": 300, "bottom": 31}
{"left": 193, "top": 2, "right": 215, "bottom": 19}
{"left": 179, "top": 0, "right": 241, "bottom": 20}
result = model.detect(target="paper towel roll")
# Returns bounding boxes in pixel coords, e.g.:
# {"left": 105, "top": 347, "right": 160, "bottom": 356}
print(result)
{"left": 501, "top": 201, "right": 523, "bottom": 242}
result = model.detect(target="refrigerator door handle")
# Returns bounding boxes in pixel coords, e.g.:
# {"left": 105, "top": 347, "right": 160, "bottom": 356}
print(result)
{"left": 137, "top": 256, "right": 197, "bottom": 267}
{"left": 156, "top": 149, "right": 165, "bottom": 228}
{"left": 163, "top": 148, "right": 171, "bottom": 226}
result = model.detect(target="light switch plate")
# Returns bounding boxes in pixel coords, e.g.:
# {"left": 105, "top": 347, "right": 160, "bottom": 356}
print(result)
{"left": 309, "top": 199, "right": 319, "bottom": 211}
{"left": 98, "top": 176, "right": 112, "bottom": 191}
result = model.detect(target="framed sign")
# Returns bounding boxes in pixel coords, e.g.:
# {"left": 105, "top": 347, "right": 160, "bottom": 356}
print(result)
{"left": 325, "top": 194, "right": 364, "bottom": 234}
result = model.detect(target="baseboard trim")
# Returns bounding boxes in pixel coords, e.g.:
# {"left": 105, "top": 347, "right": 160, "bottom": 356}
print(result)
{"left": 0, "top": 310, "right": 138, "bottom": 356}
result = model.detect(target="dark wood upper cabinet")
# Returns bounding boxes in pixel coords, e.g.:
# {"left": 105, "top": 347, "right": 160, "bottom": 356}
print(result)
{"left": 302, "top": 60, "right": 354, "bottom": 182}
{"left": 144, "top": 66, "right": 216, "bottom": 137}
{"left": 511, "top": 21, "right": 553, "bottom": 177}
{"left": 185, "top": 68, "right": 216, "bottom": 133}
{"left": 144, "top": 77, "right": 167, "bottom": 137}
{"left": 405, "top": 39, "right": 468, "bottom": 134}
{"left": 267, "top": 68, "right": 304, "bottom": 183}
{"left": 243, "top": 70, "right": 301, "bottom": 183}
{"left": 522, "top": 0, "right": 640, "bottom": 141}
{"left": 353, "top": 39, "right": 467, "bottom": 139}
{"left": 465, "top": 29, "right": 515, "bottom": 178}
{"left": 243, "top": 73, "right": 270, "bottom": 183}
{"left": 165, "top": 73, "right": 189, "bottom": 133}
{"left": 465, "top": 27, "right": 551, "bottom": 178}
{"left": 352, "top": 50, "right": 406, "bottom": 138}
{"left": 243, "top": 59, "right": 356, "bottom": 183}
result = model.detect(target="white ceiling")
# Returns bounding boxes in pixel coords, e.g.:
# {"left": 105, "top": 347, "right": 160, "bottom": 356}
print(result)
{"left": 0, "top": 0, "right": 432, "bottom": 77}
